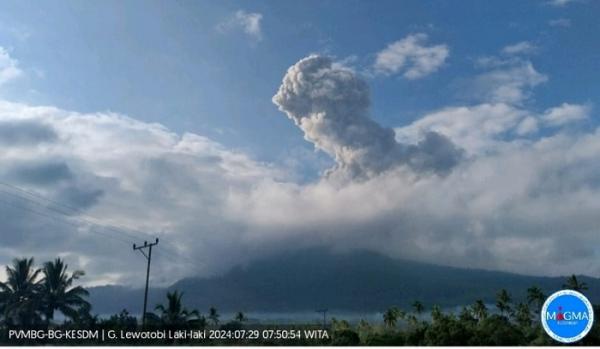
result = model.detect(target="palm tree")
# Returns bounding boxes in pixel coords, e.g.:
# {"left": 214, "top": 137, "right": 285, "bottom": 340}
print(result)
{"left": 496, "top": 289, "right": 512, "bottom": 317}
{"left": 430, "top": 305, "right": 443, "bottom": 322}
{"left": 412, "top": 300, "right": 424, "bottom": 315}
{"left": 73, "top": 303, "right": 97, "bottom": 327}
{"left": 40, "top": 258, "right": 90, "bottom": 323}
{"left": 234, "top": 311, "right": 246, "bottom": 323}
{"left": 0, "top": 258, "right": 42, "bottom": 326}
{"left": 459, "top": 306, "right": 476, "bottom": 324}
{"left": 331, "top": 317, "right": 351, "bottom": 331}
{"left": 514, "top": 302, "right": 532, "bottom": 327}
{"left": 563, "top": 275, "right": 588, "bottom": 292}
{"left": 208, "top": 306, "right": 220, "bottom": 326}
{"left": 383, "top": 307, "right": 400, "bottom": 328}
{"left": 155, "top": 291, "right": 199, "bottom": 326}
{"left": 526, "top": 286, "right": 545, "bottom": 314}
{"left": 471, "top": 299, "right": 488, "bottom": 321}
{"left": 357, "top": 319, "right": 372, "bottom": 332}
{"left": 357, "top": 319, "right": 373, "bottom": 342}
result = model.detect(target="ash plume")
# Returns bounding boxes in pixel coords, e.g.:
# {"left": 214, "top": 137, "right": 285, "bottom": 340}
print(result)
{"left": 273, "top": 55, "right": 462, "bottom": 180}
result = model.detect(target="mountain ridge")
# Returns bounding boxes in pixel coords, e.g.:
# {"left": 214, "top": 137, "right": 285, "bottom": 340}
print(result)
{"left": 88, "top": 248, "right": 600, "bottom": 315}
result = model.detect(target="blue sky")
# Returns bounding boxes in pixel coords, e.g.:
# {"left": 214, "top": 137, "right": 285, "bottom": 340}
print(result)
{"left": 1, "top": 0, "right": 600, "bottom": 285}
{"left": 1, "top": 0, "right": 598, "bottom": 172}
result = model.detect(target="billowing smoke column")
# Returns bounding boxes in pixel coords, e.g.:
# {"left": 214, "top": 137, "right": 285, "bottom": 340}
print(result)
{"left": 273, "top": 55, "right": 463, "bottom": 180}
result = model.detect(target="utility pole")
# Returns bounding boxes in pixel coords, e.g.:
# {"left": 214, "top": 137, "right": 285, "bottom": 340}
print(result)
{"left": 316, "top": 309, "right": 328, "bottom": 329}
{"left": 133, "top": 238, "right": 159, "bottom": 327}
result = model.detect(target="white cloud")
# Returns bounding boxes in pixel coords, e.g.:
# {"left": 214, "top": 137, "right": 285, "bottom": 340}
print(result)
{"left": 471, "top": 45, "right": 548, "bottom": 105}
{"left": 547, "top": 0, "right": 578, "bottom": 7}
{"left": 541, "top": 103, "right": 591, "bottom": 127}
{"left": 217, "top": 10, "right": 263, "bottom": 41}
{"left": 516, "top": 116, "right": 539, "bottom": 135}
{"left": 2, "top": 54, "right": 600, "bottom": 287}
{"left": 395, "top": 102, "right": 592, "bottom": 154}
{"left": 502, "top": 41, "right": 538, "bottom": 55}
{"left": 0, "top": 47, "right": 22, "bottom": 86}
{"left": 374, "top": 33, "right": 449, "bottom": 79}
{"left": 265, "top": 56, "right": 600, "bottom": 278}
{"left": 231, "top": 126, "right": 600, "bottom": 277}
{"left": 0, "top": 100, "right": 283, "bottom": 285}
{"left": 471, "top": 60, "right": 548, "bottom": 105}
{"left": 549, "top": 18, "right": 572, "bottom": 27}
{"left": 395, "top": 103, "right": 531, "bottom": 155}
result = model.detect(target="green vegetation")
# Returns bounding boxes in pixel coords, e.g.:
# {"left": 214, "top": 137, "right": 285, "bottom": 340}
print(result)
{"left": 563, "top": 274, "right": 588, "bottom": 292}
{"left": 1, "top": 256, "right": 599, "bottom": 345}
{"left": 0, "top": 257, "right": 89, "bottom": 327}
{"left": 352, "top": 288, "right": 600, "bottom": 346}
{"left": 152, "top": 290, "right": 205, "bottom": 329}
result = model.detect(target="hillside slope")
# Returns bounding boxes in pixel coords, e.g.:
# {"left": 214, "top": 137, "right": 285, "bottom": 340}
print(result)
{"left": 89, "top": 248, "right": 600, "bottom": 314}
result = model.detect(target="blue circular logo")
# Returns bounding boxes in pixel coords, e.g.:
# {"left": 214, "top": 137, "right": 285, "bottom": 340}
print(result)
{"left": 541, "top": 290, "right": 594, "bottom": 343}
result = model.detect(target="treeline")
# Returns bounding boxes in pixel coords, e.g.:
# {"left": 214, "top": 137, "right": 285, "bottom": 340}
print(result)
{"left": 0, "top": 257, "right": 216, "bottom": 330}
{"left": 0, "top": 257, "right": 326, "bottom": 345}
{"left": 1, "top": 257, "right": 599, "bottom": 345}
{"left": 330, "top": 277, "right": 600, "bottom": 345}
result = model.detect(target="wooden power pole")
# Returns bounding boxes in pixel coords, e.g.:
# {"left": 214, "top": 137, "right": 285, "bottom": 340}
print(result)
{"left": 316, "top": 309, "right": 328, "bottom": 329}
{"left": 133, "top": 238, "right": 159, "bottom": 327}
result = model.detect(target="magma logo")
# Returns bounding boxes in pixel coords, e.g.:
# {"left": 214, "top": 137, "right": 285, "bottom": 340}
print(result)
{"left": 541, "top": 290, "right": 594, "bottom": 343}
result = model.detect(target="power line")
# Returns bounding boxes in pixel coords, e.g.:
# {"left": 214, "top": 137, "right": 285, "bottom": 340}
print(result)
{"left": 0, "top": 190, "right": 207, "bottom": 275}
{"left": 0, "top": 181, "right": 196, "bottom": 262}
{"left": 0, "top": 197, "right": 132, "bottom": 245}
{"left": 0, "top": 181, "right": 208, "bottom": 275}
{"left": 0, "top": 183, "right": 178, "bottom": 254}
{"left": 0, "top": 181, "right": 156, "bottom": 242}
{"left": 0, "top": 187, "right": 137, "bottom": 244}
{"left": 0, "top": 192, "right": 210, "bottom": 286}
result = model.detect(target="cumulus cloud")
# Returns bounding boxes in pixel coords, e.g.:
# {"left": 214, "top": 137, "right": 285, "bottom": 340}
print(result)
{"left": 502, "top": 41, "right": 538, "bottom": 56}
{"left": 6, "top": 161, "right": 73, "bottom": 185}
{"left": 471, "top": 60, "right": 548, "bottom": 105}
{"left": 2, "top": 53, "right": 600, "bottom": 288}
{"left": 0, "top": 47, "right": 22, "bottom": 86}
{"left": 272, "top": 55, "right": 462, "bottom": 180}
{"left": 263, "top": 55, "right": 600, "bottom": 278}
{"left": 470, "top": 45, "right": 548, "bottom": 106}
{"left": 230, "top": 125, "right": 600, "bottom": 277}
{"left": 217, "top": 10, "right": 263, "bottom": 41}
{"left": 374, "top": 33, "right": 449, "bottom": 79}
{"left": 0, "top": 120, "right": 57, "bottom": 145}
{"left": 0, "top": 100, "right": 282, "bottom": 286}
{"left": 516, "top": 116, "right": 539, "bottom": 135}
{"left": 541, "top": 103, "right": 591, "bottom": 127}
{"left": 395, "top": 102, "right": 592, "bottom": 154}
{"left": 395, "top": 103, "right": 531, "bottom": 155}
